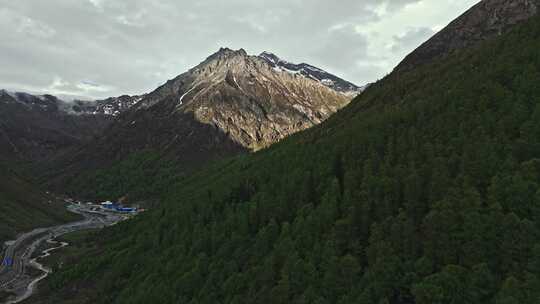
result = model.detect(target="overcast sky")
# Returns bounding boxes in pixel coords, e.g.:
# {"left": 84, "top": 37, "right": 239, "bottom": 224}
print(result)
{"left": 0, "top": 0, "right": 480, "bottom": 100}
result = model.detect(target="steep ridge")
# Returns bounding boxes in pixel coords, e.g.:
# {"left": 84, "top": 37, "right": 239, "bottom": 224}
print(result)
{"left": 258, "top": 51, "right": 365, "bottom": 96}
{"left": 34, "top": 7, "right": 540, "bottom": 304}
{"left": 396, "top": 0, "right": 539, "bottom": 72}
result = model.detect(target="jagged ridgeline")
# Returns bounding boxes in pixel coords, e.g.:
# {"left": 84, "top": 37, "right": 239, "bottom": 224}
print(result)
{"left": 41, "top": 10, "right": 540, "bottom": 304}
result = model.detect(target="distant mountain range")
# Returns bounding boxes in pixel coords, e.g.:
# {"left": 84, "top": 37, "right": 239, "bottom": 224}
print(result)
{"left": 70, "top": 95, "right": 145, "bottom": 116}
{"left": 1, "top": 49, "right": 364, "bottom": 198}
{"left": 0, "top": 90, "right": 111, "bottom": 161}
{"left": 0, "top": 89, "right": 143, "bottom": 117}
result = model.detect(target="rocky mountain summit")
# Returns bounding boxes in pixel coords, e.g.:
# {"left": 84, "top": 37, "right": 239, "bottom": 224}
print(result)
{"left": 130, "top": 47, "right": 357, "bottom": 150}
{"left": 396, "top": 0, "right": 539, "bottom": 71}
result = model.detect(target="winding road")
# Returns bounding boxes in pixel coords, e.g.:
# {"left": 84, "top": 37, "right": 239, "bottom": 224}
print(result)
{"left": 0, "top": 205, "right": 126, "bottom": 303}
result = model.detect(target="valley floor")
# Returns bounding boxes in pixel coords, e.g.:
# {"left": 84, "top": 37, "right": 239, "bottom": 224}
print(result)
{"left": 0, "top": 205, "right": 126, "bottom": 304}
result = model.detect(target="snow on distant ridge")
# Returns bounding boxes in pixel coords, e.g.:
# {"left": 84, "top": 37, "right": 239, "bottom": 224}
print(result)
{"left": 0, "top": 89, "right": 141, "bottom": 116}
{"left": 258, "top": 51, "right": 365, "bottom": 96}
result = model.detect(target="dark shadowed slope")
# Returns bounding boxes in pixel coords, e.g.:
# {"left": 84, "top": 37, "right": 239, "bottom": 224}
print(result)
{"left": 0, "top": 91, "right": 111, "bottom": 162}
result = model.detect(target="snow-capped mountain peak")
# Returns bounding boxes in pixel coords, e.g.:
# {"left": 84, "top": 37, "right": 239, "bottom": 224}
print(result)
{"left": 257, "top": 51, "right": 365, "bottom": 96}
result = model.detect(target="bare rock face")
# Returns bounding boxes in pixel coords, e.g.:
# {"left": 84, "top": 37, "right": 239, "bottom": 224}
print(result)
{"left": 131, "top": 48, "right": 355, "bottom": 150}
{"left": 396, "top": 0, "right": 539, "bottom": 72}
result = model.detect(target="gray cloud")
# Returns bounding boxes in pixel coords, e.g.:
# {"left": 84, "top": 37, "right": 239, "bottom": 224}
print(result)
{"left": 0, "top": 0, "right": 479, "bottom": 99}
{"left": 391, "top": 27, "right": 435, "bottom": 54}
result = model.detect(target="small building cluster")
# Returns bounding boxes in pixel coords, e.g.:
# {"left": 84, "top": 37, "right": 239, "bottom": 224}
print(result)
{"left": 100, "top": 201, "right": 137, "bottom": 213}
{"left": 2, "top": 257, "right": 13, "bottom": 267}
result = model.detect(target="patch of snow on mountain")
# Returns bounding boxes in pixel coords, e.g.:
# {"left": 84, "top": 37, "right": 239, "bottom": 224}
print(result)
{"left": 321, "top": 79, "right": 335, "bottom": 86}
{"left": 303, "top": 65, "right": 324, "bottom": 73}
{"left": 282, "top": 67, "right": 301, "bottom": 75}
{"left": 233, "top": 76, "right": 244, "bottom": 92}
{"left": 179, "top": 85, "right": 198, "bottom": 105}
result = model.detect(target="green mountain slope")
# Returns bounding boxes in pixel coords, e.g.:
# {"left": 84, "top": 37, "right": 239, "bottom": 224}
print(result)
{"left": 40, "top": 14, "right": 540, "bottom": 304}
{"left": 0, "top": 163, "right": 78, "bottom": 244}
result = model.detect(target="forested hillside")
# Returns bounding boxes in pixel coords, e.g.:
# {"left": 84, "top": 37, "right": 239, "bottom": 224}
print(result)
{"left": 38, "top": 14, "right": 540, "bottom": 304}
{"left": 0, "top": 163, "right": 78, "bottom": 244}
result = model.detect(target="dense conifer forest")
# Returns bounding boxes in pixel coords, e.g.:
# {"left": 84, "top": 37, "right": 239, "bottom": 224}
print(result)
{"left": 40, "top": 15, "right": 540, "bottom": 304}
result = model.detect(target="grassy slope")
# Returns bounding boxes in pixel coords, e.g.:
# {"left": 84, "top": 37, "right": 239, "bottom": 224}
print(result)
{"left": 39, "top": 15, "right": 540, "bottom": 304}
{"left": 0, "top": 163, "right": 79, "bottom": 244}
